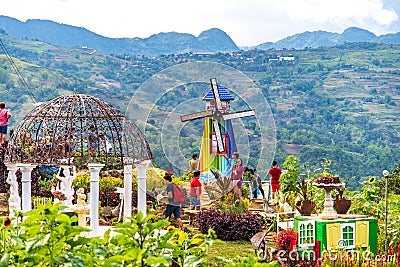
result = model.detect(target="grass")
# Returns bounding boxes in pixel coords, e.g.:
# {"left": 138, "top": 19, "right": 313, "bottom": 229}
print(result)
{"left": 209, "top": 239, "right": 255, "bottom": 262}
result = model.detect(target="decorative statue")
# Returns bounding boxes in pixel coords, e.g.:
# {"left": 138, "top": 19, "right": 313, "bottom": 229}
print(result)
{"left": 76, "top": 187, "right": 86, "bottom": 207}
{"left": 56, "top": 165, "right": 77, "bottom": 206}
{"left": 72, "top": 187, "right": 89, "bottom": 227}
{"left": 6, "top": 167, "right": 21, "bottom": 214}
{"left": 6, "top": 170, "right": 18, "bottom": 198}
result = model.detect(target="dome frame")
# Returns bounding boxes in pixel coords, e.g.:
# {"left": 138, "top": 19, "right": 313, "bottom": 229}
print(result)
{"left": 6, "top": 94, "right": 153, "bottom": 166}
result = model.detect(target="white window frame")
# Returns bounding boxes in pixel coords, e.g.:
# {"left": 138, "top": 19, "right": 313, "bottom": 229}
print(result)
{"left": 340, "top": 223, "right": 356, "bottom": 249}
{"left": 298, "top": 220, "right": 315, "bottom": 248}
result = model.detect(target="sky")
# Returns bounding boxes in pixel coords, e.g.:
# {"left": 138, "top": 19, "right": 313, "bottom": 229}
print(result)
{"left": 1, "top": 0, "right": 399, "bottom": 46}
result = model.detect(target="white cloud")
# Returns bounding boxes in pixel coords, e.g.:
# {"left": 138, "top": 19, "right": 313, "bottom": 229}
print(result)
{"left": 273, "top": 0, "right": 398, "bottom": 26}
{"left": 0, "top": 0, "right": 399, "bottom": 46}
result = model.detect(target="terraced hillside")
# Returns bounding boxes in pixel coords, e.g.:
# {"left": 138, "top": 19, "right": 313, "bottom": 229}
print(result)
{"left": 0, "top": 34, "right": 398, "bottom": 188}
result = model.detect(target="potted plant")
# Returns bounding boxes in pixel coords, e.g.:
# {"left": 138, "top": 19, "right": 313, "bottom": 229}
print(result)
{"left": 295, "top": 177, "right": 316, "bottom": 215}
{"left": 313, "top": 159, "right": 351, "bottom": 214}
{"left": 280, "top": 156, "right": 316, "bottom": 216}
{"left": 334, "top": 184, "right": 352, "bottom": 214}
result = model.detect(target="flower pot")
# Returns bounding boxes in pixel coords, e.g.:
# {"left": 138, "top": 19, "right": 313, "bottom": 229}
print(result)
{"left": 334, "top": 199, "right": 352, "bottom": 214}
{"left": 295, "top": 200, "right": 316, "bottom": 216}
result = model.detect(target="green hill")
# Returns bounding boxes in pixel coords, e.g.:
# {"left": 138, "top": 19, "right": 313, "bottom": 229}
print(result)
{"left": 0, "top": 34, "right": 398, "bottom": 189}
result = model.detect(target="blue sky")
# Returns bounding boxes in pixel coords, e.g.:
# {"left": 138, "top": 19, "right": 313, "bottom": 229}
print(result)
{"left": 1, "top": 0, "right": 399, "bottom": 46}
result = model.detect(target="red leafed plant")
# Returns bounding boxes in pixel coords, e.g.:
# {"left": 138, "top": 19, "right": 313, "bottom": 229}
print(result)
{"left": 52, "top": 190, "right": 66, "bottom": 201}
{"left": 275, "top": 228, "right": 297, "bottom": 251}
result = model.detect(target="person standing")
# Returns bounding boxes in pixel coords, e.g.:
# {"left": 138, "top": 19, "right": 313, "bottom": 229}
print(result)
{"left": 249, "top": 169, "right": 259, "bottom": 199}
{"left": 254, "top": 169, "right": 265, "bottom": 199}
{"left": 223, "top": 151, "right": 239, "bottom": 166}
{"left": 188, "top": 153, "right": 198, "bottom": 172}
{"left": 231, "top": 158, "right": 244, "bottom": 198}
{"left": 269, "top": 160, "right": 282, "bottom": 200}
{"left": 189, "top": 170, "right": 202, "bottom": 210}
{"left": 98, "top": 132, "right": 112, "bottom": 154}
{"left": 0, "top": 102, "right": 12, "bottom": 147}
{"left": 163, "top": 175, "right": 184, "bottom": 230}
{"left": 250, "top": 169, "right": 266, "bottom": 199}
{"left": 88, "top": 125, "right": 97, "bottom": 157}
{"left": 223, "top": 151, "right": 239, "bottom": 176}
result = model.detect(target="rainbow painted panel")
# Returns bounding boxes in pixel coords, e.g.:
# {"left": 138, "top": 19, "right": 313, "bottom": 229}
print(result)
{"left": 198, "top": 118, "right": 236, "bottom": 177}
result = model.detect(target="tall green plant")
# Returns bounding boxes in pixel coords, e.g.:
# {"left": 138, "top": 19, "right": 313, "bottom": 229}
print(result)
{"left": 280, "top": 155, "right": 314, "bottom": 202}
{"left": 0, "top": 204, "right": 222, "bottom": 267}
{"left": 348, "top": 180, "right": 384, "bottom": 218}
{"left": 104, "top": 212, "right": 219, "bottom": 266}
{"left": 6, "top": 201, "right": 89, "bottom": 266}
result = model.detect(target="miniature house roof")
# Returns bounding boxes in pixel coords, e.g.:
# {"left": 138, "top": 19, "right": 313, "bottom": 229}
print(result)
{"left": 5, "top": 93, "right": 153, "bottom": 166}
{"left": 202, "top": 83, "right": 234, "bottom": 101}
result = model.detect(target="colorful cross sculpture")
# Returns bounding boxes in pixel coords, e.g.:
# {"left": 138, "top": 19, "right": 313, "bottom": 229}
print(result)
{"left": 180, "top": 78, "right": 255, "bottom": 176}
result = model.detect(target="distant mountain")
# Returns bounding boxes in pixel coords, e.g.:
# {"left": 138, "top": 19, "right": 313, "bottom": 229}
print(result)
{"left": 257, "top": 27, "right": 400, "bottom": 50}
{"left": 197, "top": 28, "right": 238, "bottom": 52}
{"left": 0, "top": 16, "right": 239, "bottom": 56}
{"left": 339, "top": 27, "right": 376, "bottom": 43}
{"left": 258, "top": 30, "right": 339, "bottom": 50}
{"left": 0, "top": 15, "right": 399, "bottom": 54}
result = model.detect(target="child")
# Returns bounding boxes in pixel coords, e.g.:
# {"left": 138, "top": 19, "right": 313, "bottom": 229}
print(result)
{"left": 189, "top": 170, "right": 202, "bottom": 210}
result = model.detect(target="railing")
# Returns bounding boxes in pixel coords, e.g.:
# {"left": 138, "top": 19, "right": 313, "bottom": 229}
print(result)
{"left": 32, "top": 197, "right": 50, "bottom": 208}
{"left": 276, "top": 211, "right": 295, "bottom": 233}
{"left": 243, "top": 180, "right": 273, "bottom": 201}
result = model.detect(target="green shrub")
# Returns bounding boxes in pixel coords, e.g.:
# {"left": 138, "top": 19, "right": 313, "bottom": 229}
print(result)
{"left": 217, "top": 192, "right": 250, "bottom": 215}
{"left": 99, "top": 175, "right": 123, "bottom": 190}
{"left": 144, "top": 167, "right": 165, "bottom": 191}
{"left": 0, "top": 203, "right": 220, "bottom": 266}
{"left": 72, "top": 173, "right": 90, "bottom": 189}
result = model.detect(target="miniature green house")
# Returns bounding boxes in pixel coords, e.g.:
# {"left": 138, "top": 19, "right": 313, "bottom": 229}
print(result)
{"left": 293, "top": 215, "right": 378, "bottom": 257}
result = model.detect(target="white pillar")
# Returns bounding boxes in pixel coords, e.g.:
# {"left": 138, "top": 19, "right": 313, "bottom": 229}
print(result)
{"left": 135, "top": 160, "right": 151, "bottom": 217}
{"left": 16, "top": 164, "right": 36, "bottom": 212}
{"left": 88, "top": 163, "right": 104, "bottom": 236}
{"left": 123, "top": 160, "right": 133, "bottom": 221}
{"left": 5, "top": 163, "right": 20, "bottom": 216}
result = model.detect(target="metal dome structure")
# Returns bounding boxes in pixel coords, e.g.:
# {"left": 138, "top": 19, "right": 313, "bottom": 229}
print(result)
{"left": 5, "top": 93, "right": 153, "bottom": 166}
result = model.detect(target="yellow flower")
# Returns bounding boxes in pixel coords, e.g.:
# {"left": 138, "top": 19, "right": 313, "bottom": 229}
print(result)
{"left": 368, "top": 176, "right": 376, "bottom": 184}
{"left": 2, "top": 216, "right": 12, "bottom": 228}
{"left": 167, "top": 225, "right": 176, "bottom": 231}
{"left": 326, "top": 160, "right": 331, "bottom": 166}
{"left": 177, "top": 231, "right": 187, "bottom": 243}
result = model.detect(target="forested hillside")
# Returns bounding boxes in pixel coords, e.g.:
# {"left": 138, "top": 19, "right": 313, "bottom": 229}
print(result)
{"left": 0, "top": 33, "right": 399, "bottom": 189}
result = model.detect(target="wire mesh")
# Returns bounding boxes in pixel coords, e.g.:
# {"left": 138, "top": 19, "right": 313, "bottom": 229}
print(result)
{"left": 5, "top": 94, "right": 153, "bottom": 166}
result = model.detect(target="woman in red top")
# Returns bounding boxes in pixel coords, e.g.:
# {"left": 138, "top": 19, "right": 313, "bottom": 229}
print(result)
{"left": 269, "top": 160, "right": 282, "bottom": 199}
{"left": 189, "top": 170, "right": 202, "bottom": 210}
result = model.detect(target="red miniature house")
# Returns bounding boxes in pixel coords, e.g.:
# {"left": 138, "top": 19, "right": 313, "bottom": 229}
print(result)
{"left": 209, "top": 132, "right": 228, "bottom": 155}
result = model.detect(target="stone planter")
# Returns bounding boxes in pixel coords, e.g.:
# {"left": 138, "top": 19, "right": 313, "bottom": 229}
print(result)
{"left": 334, "top": 199, "right": 352, "bottom": 214}
{"left": 296, "top": 199, "right": 316, "bottom": 216}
